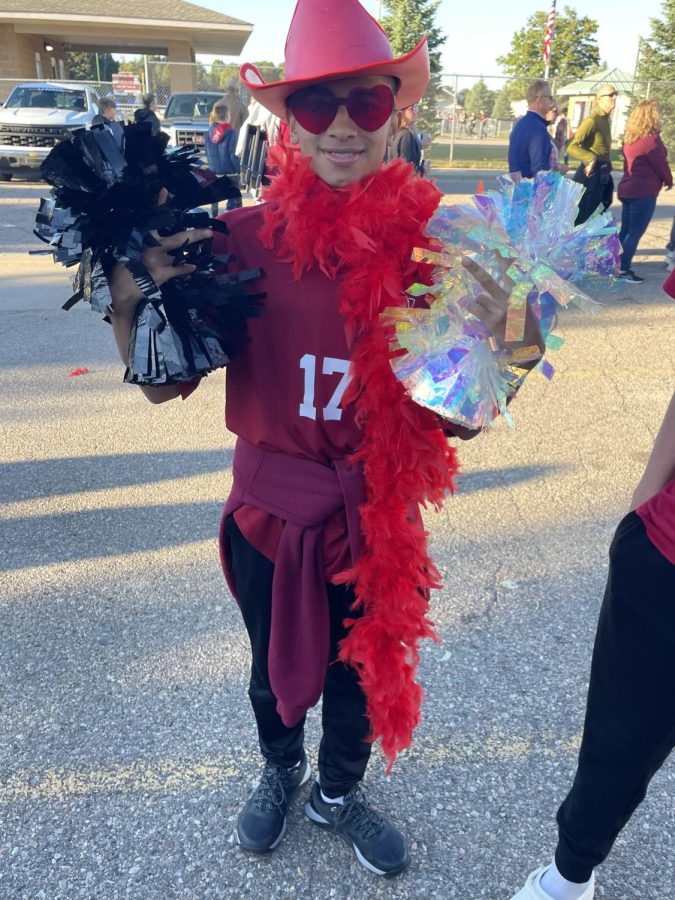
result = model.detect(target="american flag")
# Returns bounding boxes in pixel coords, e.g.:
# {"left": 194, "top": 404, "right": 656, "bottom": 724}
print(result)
{"left": 544, "top": 0, "right": 557, "bottom": 68}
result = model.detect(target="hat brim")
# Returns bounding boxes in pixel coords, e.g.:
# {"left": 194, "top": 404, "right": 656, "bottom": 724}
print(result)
{"left": 240, "top": 35, "right": 429, "bottom": 121}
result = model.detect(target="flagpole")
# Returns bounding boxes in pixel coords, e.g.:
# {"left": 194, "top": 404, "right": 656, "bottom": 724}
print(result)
{"left": 544, "top": 0, "right": 556, "bottom": 80}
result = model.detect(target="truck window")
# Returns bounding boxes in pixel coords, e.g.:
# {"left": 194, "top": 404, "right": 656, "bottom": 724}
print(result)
{"left": 5, "top": 87, "right": 89, "bottom": 110}
{"left": 164, "top": 94, "right": 221, "bottom": 120}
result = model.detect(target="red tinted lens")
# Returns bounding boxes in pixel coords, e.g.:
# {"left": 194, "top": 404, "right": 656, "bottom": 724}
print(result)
{"left": 288, "top": 85, "right": 394, "bottom": 134}
{"left": 345, "top": 85, "right": 394, "bottom": 131}
{"left": 287, "top": 88, "right": 338, "bottom": 134}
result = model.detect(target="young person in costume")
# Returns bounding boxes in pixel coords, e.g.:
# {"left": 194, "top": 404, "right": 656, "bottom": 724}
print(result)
{"left": 105, "top": 0, "right": 544, "bottom": 876}
{"left": 511, "top": 267, "right": 675, "bottom": 900}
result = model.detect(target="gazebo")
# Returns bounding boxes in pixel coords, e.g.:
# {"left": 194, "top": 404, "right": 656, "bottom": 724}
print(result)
{"left": 557, "top": 67, "right": 636, "bottom": 141}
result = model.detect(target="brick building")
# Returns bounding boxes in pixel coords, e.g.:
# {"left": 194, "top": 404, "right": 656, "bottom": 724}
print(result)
{"left": 0, "top": 0, "right": 252, "bottom": 82}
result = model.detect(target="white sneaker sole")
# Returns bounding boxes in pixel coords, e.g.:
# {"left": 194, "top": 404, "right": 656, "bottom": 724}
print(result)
{"left": 304, "top": 797, "right": 405, "bottom": 877}
{"left": 238, "top": 758, "right": 312, "bottom": 853}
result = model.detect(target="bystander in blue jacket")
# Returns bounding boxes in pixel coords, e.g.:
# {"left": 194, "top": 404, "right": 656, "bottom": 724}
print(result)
{"left": 206, "top": 99, "right": 242, "bottom": 214}
{"left": 507, "top": 80, "right": 555, "bottom": 179}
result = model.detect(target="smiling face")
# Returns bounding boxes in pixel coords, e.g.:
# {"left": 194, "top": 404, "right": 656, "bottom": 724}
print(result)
{"left": 286, "top": 75, "right": 400, "bottom": 188}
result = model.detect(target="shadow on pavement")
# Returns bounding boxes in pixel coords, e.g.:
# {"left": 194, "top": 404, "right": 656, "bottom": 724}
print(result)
{"left": 0, "top": 450, "right": 233, "bottom": 503}
{"left": 455, "top": 464, "right": 564, "bottom": 494}
{"left": 1, "top": 500, "right": 226, "bottom": 570}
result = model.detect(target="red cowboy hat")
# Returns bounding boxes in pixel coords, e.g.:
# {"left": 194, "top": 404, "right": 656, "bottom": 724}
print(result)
{"left": 239, "top": 0, "right": 429, "bottom": 120}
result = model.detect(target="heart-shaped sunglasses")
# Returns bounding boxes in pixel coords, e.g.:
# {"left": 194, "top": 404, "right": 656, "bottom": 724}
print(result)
{"left": 286, "top": 84, "right": 395, "bottom": 134}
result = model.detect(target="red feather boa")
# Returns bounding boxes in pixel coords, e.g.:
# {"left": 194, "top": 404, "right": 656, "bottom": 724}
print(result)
{"left": 259, "top": 145, "right": 459, "bottom": 769}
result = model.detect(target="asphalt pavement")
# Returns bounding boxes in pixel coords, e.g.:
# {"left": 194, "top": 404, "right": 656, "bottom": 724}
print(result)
{"left": 1, "top": 174, "right": 674, "bottom": 900}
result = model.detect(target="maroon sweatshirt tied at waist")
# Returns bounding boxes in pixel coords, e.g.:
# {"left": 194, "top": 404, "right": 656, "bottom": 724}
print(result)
{"left": 219, "top": 437, "right": 365, "bottom": 726}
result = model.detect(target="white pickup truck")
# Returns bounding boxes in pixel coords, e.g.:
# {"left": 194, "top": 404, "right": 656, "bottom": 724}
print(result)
{"left": 0, "top": 82, "right": 102, "bottom": 181}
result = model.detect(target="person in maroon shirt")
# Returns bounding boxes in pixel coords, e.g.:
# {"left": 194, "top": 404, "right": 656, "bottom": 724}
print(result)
{"left": 616, "top": 99, "right": 672, "bottom": 284}
{"left": 105, "top": 0, "right": 544, "bottom": 877}
{"left": 510, "top": 273, "right": 675, "bottom": 900}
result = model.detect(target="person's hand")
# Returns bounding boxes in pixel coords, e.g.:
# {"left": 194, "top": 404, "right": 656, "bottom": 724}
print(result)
{"left": 462, "top": 256, "right": 545, "bottom": 367}
{"left": 108, "top": 188, "right": 212, "bottom": 315}
{"left": 665, "top": 184, "right": 672, "bottom": 191}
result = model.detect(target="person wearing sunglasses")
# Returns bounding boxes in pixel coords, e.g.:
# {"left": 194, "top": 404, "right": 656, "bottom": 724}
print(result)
{"left": 507, "top": 79, "right": 555, "bottom": 180}
{"left": 568, "top": 85, "right": 618, "bottom": 225}
{"left": 104, "top": 0, "right": 544, "bottom": 877}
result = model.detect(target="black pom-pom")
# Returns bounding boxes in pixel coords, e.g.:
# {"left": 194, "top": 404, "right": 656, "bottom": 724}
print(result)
{"left": 34, "top": 121, "right": 263, "bottom": 385}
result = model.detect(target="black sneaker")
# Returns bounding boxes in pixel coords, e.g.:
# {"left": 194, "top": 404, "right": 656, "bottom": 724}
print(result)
{"left": 304, "top": 781, "right": 410, "bottom": 876}
{"left": 237, "top": 750, "right": 311, "bottom": 852}
{"left": 618, "top": 270, "right": 644, "bottom": 283}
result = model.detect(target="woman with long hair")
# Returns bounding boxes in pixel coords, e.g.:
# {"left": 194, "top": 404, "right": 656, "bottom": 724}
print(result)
{"left": 617, "top": 99, "right": 672, "bottom": 283}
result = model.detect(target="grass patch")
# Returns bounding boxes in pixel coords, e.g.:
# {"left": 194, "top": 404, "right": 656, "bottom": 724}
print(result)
{"left": 428, "top": 142, "right": 507, "bottom": 164}
{"left": 427, "top": 142, "right": 625, "bottom": 169}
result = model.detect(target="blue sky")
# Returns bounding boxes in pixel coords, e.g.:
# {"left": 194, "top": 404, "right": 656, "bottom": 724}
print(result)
{"left": 200, "top": 0, "right": 664, "bottom": 81}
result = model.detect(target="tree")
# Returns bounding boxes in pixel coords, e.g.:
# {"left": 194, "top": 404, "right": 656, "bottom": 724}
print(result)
{"left": 637, "top": 0, "right": 675, "bottom": 148}
{"left": 492, "top": 86, "right": 517, "bottom": 120}
{"left": 464, "top": 79, "right": 496, "bottom": 117}
{"left": 66, "top": 51, "right": 118, "bottom": 82}
{"left": 380, "top": 0, "right": 446, "bottom": 134}
{"left": 210, "top": 59, "right": 240, "bottom": 90}
{"left": 497, "top": 5, "right": 600, "bottom": 82}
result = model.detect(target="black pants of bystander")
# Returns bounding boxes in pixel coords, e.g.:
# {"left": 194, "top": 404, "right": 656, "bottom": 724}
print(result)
{"left": 555, "top": 511, "right": 675, "bottom": 883}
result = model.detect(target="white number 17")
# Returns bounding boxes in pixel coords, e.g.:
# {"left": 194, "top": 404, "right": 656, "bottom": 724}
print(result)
{"left": 299, "top": 354, "right": 351, "bottom": 421}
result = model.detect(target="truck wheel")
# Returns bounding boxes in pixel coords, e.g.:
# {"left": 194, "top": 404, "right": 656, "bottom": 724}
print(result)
{"left": 0, "top": 174, "right": 12, "bottom": 182}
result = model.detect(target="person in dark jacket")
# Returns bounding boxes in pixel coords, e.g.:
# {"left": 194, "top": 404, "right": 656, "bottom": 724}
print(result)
{"left": 134, "top": 93, "right": 161, "bottom": 136}
{"left": 616, "top": 99, "right": 672, "bottom": 283}
{"left": 205, "top": 100, "right": 242, "bottom": 215}
{"left": 568, "top": 84, "right": 617, "bottom": 225}
{"left": 91, "top": 97, "right": 124, "bottom": 151}
{"left": 507, "top": 79, "right": 555, "bottom": 179}
{"left": 391, "top": 103, "right": 424, "bottom": 175}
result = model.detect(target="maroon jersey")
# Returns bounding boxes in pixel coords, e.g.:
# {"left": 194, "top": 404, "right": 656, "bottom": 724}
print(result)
{"left": 213, "top": 204, "right": 362, "bottom": 573}
{"left": 218, "top": 204, "right": 360, "bottom": 462}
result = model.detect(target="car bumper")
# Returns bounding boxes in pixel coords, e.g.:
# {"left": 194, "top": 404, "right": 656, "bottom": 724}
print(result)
{"left": 0, "top": 147, "right": 48, "bottom": 175}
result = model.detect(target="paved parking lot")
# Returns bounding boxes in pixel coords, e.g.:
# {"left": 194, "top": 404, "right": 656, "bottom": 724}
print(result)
{"left": 1, "top": 176, "right": 674, "bottom": 899}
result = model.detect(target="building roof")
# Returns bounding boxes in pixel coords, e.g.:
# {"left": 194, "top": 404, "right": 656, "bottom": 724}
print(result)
{"left": 0, "top": 0, "right": 250, "bottom": 26}
{"left": 0, "top": 0, "right": 253, "bottom": 55}
{"left": 557, "top": 67, "right": 636, "bottom": 96}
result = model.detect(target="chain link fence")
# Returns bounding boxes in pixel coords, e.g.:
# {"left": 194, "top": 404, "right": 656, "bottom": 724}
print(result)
{"left": 432, "top": 73, "right": 675, "bottom": 165}
{"left": 145, "top": 60, "right": 280, "bottom": 107}
{"left": 3, "top": 64, "right": 674, "bottom": 168}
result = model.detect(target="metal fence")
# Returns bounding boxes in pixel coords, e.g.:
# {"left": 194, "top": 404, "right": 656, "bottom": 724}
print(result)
{"left": 144, "top": 60, "right": 280, "bottom": 107}
{"left": 436, "top": 73, "right": 675, "bottom": 163}
{"left": 3, "top": 65, "right": 674, "bottom": 167}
